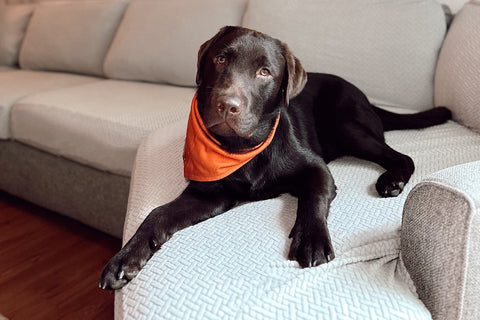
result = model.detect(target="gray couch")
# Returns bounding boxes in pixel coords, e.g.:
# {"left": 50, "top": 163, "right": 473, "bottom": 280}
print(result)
{"left": 1, "top": 0, "right": 479, "bottom": 319}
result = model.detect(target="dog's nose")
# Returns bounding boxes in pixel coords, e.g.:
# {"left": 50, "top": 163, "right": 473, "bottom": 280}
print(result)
{"left": 216, "top": 96, "right": 243, "bottom": 117}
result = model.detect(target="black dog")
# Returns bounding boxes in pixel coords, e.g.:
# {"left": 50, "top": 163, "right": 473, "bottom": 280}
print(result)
{"left": 100, "top": 26, "right": 451, "bottom": 290}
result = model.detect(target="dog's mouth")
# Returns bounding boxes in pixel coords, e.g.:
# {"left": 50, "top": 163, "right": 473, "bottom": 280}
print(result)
{"left": 206, "top": 120, "right": 255, "bottom": 139}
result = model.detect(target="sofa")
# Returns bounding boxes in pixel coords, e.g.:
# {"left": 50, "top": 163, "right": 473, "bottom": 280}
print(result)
{"left": 1, "top": 0, "right": 479, "bottom": 319}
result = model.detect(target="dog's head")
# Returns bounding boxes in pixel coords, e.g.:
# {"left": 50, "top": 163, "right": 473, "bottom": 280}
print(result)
{"left": 196, "top": 26, "right": 307, "bottom": 150}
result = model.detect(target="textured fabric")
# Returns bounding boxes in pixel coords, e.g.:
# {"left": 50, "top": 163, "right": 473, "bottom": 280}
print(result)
{"left": 184, "top": 94, "right": 281, "bottom": 181}
{"left": 19, "top": 0, "right": 128, "bottom": 76}
{"left": 0, "top": 4, "right": 34, "bottom": 66}
{"left": 0, "top": 70, "right": 100, "bottom": 139}
{"left": 0, "top": 140, "right": 129, "bottom": 238}
{"left": 0, "top": 66, "right": 14, "bottom": 72}
{"left": 10, "top": 80, "right": 196, "bottom": 175}
{"left": 435, "top": 2, "right": 480, "bottom": 134}
{"left": 104, "top": 0, "right": 248, "bottom": 86}
{"left": 116, "top": 118, "right": 480, "bottom": 319}
{"left": 402, "top": 161, "right": 480, "bottom": 320}
{"left": 437, "top": 0, "right": 470, "bottom": 13}
{"left": 242, "top": 0, "right": 446, "bottom": 111}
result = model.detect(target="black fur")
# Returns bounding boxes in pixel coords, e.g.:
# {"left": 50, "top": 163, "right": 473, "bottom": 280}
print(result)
{"left": 99, "top": 26, "right": 451, "bottom": 290}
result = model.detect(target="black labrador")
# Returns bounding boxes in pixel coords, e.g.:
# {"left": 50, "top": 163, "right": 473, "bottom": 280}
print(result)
{"left": 100, "top": 26, "right": 451, "bottom": 290}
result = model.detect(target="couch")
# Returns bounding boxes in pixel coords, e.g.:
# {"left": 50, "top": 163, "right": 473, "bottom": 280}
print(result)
{"left": 1, "top": 0, "right": 479, "bottom": 319}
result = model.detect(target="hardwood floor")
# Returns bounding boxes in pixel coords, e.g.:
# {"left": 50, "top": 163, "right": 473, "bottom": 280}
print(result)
{"left": 0, "top": 191, "right": 122, "bottom": 320}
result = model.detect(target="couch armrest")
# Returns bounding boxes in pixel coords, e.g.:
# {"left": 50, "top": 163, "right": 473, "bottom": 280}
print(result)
{"left": 122, "top": 119, "right": 189, "bottom": 243}
{"left": 401, "top": 161, "right": 480, "bottom": 320}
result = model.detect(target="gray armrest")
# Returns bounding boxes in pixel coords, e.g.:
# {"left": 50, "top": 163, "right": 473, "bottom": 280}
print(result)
{"left": 401, "top": 161, "right": 480, "bottom": 320}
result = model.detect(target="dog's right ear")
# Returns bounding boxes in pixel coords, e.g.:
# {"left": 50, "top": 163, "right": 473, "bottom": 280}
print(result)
{"left": 196, "top": 26, "right": 236, "bottom": 86}
{"left": 281, "top": 42, "right": 307, "bottom": 107}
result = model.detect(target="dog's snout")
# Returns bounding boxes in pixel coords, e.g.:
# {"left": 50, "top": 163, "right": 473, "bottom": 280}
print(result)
{"left": 216, "top": 96, "right": 243, "bottom": 117}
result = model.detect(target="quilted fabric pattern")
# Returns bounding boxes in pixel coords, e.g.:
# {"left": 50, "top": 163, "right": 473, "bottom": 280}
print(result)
{"left": 116, "top": 120, "right": 480, "bottom": 320}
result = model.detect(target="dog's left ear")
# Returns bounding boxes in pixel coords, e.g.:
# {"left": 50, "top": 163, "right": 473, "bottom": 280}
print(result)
{"left": 281, "top": 42, "right": 307, "bottom": 107}
{"left": 196, "top": 26, "right": 236, "bottom": 86}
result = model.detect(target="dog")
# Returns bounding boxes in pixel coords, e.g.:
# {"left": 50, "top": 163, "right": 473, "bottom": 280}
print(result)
{"left": 99, "top": 26, "right": 451, "bottom": 290}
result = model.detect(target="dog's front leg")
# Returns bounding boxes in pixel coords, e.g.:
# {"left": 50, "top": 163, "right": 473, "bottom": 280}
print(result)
{"left": 99, "top": 184, "right": 234, "bottom": 290}
{"left": 288, "top": 164, "right": 337, "bottom": 268}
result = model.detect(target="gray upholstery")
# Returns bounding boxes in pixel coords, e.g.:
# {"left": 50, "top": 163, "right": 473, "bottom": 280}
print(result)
{"left": 402, "top": 161, "right": 480, "bottom": 320}
{"left": 0, "top": 140, "right": 129, "bottom": 238}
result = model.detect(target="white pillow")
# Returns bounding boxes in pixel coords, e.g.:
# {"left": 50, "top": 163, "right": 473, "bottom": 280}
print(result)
{"left": 19, "top": 0, "right": 128, "bottom": 76}
{"left": 435, "top": 2, "right": 480, "bottom": 133}
{"left": 0, "top": 4, "right": 34, "bottom": 66}
{"left": 104, "top": 0, "right": 248, "bottom": 86}
{"left": 243, "top": 0, "right": 446, "bottom": 111}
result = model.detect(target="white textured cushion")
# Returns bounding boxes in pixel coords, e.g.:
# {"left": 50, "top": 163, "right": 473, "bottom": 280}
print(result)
{"left": 437, "top": 0, "right": 470, "bottom": 13}
{"left": 0, "top": 70, "right": 100, "bottom": 139}
{"left": 435, "top": 2, "right": 480, "bottom": 133}
{"left": 104, "top": 0, "right": 248, "bottom": 86}
{"left": 10, "top": 80, "right": 196, "bottom": 175}
{"left": 19, "top": 0, "right": 128, "bottom": 76}
{"left": 243, "top": 0, "right": 446, "bottom": 111}
{"left": 0, "top": 4, "right": 34, "bottom": 66}
{"left": 115, "top": 119, "right": 480, "bottom": 319}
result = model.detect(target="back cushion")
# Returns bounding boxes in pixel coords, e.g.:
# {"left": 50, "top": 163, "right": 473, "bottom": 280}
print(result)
{"left": 243, "top": 0, "right": 446, "bottom": 111}
{"left": 0, "top": 4, "right": 34, "bottom": 66}
{"left": 104, "top": 0, "right": 248, "bottom": 86}
{"left": 435, "top": 2, "right": 480, "bottom": 133}
{"left": 19, "top": 0, "right": 128, "bottom": 76}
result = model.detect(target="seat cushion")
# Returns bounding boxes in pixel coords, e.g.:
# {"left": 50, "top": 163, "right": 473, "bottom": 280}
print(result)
{"left": 116, "top": 118, "right": 480, "bottom": 319}
{"left": 19, "top": 0, "right": 128, "bottom": 76}
{"left": 10, "top": 80, "right": 196, "bottom": 176}
{"left": 242, "top": 0, "right": 446, "bottom": 111}
{"left": 103, "top": 0, "right": 248, "bottom": 86}
{"left": 0, "top": 70, "right": 100, "bottom": 139}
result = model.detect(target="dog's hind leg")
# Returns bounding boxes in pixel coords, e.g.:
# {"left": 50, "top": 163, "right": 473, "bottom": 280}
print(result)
{"left": 338, "top": 124, "right": 415, "bottom": 197}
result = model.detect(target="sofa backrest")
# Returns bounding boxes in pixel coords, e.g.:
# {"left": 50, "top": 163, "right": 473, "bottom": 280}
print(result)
{"left": 243, "top": 0, "right": 447, "bottom": 111}
{"left": 19, "top": 0, "right": 129, "bottom": 77}
{"left": 0, "top": 3, "right": 34, "bottom": 66}
{"left": 1, "top": 0, "right": 455, "bottom": 112}
{"left": 103, "top": 0, "right": 248, "bottom": 87}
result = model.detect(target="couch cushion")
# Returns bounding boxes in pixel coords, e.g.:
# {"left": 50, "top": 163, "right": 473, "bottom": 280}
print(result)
{"left": 116, "top": 117, "right": 480, "bottom": 319}
{"left": 0, "top": 70, "right": 100, "bottom": 139}
{"left": 104, "top": 0, "right": 248, "bottom": 86}
{"left": 10, "top": 80, "right": 196, "bottom": 176}
{"left": 435, "top": 2, "right": 480, "bottom": 134}
{"left": 19, "top": 0, "right": 128, "bottom": 76}
{"left": 0, "top": 3, "right": 34, "bottom": 66}
{"left": 242, "top": 0, "right": 446, "bottom": 111}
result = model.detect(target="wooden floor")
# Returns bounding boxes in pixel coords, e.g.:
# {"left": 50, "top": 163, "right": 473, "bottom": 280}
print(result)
{"left": 0, "top": 191, "right": 122, "bottom": 320}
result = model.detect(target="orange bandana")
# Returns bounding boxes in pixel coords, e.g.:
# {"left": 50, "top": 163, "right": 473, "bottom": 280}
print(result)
{"left": 183, "top": 93, "right": 280, "bottom": 182}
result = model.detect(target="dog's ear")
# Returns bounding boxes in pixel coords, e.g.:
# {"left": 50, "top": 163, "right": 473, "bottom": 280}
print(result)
{"left": 281, "top": 42, "right": 307, "bottom": 107}
{"left": 196, "top": 26, "right": 235, "bottom": 86}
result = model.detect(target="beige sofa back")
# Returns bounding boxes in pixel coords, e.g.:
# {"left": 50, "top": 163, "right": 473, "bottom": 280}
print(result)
{"left": 104, "top": 0, "right": 248, "bottom": 87}
{"left": 243, "top": 0, "right": 446, "bottom": 111}
{"left": 19, "top": 0, "right": 129, "bottom": 77}
{"left": 3, "top": 0, "right": 450, "bottom": 111}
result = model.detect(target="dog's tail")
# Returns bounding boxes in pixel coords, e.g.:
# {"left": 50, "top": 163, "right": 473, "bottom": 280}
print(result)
{"left": 372, "top": 105, "right": 452, "bottom": 131}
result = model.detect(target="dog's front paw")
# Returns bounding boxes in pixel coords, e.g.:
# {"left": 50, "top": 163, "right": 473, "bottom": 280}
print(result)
{"left": 99, "top": 235, "right": 162, "bottom": 290}
{"left": 288, "top": 220, "right": 335, "bottom": 268}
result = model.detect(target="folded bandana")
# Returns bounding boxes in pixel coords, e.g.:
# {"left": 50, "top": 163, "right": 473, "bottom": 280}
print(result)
{"left": 183, "top": 93, "right": 280, "bottom": 181}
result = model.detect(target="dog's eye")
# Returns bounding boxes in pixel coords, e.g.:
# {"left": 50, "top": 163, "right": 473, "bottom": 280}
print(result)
{"left": 259, "top": 68, "right": 271, "bottom": 77}
{"left": 214, "top": 55, "right": 226, "bottom": 64}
